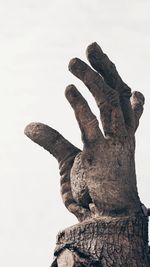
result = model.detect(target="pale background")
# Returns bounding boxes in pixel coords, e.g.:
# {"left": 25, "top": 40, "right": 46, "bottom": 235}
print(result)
{"left": 0, "top": 0, "right": 150, "bottom": 266}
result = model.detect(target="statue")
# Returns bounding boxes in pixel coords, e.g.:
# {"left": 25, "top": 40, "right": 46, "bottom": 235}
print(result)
{"left": 25, "top": 43, "right": 150, "bottom": 267}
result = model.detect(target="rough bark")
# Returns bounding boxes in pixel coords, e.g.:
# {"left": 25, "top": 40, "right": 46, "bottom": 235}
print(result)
{"left": 24, "top": 42, "right": 149, "bottom": 266}
{"left": 53, "top": 213, "right": 149, "bottom": 267}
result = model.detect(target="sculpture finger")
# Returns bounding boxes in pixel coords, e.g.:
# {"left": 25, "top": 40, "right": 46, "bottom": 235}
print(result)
{"left": 24, "top": 122, "right": 91, "bottom": 221}
{"left": 68, "top": 59, "right": 127, "bottom": 139}
{"left": 24, "top": 122, "right": 80, "bottom": 163}
{"left": 65, "top": 84, "right": 103, "bottom": 144}
{"left": 86, "top": 42, "right": 134, "bottom": 130}
{"left": 86, "top": 42, "right": 131, "bottom": 98}
{"left": 69, "top": 57, "right": 115, "bottom": 108}
{"left": 131, "top": 91, "right": 145, "bottom": 132}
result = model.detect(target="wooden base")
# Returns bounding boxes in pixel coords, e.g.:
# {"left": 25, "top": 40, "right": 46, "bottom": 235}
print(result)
{"left": 51, "top": 212, "right": 150, "bottom": 267}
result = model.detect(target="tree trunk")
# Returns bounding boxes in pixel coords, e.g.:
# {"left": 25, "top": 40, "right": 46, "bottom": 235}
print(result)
{"left": 52, "top": 213, "right": 149, "bottom": 267}
{"left": 24, "top": 42, "right": 149, "bottom": 266}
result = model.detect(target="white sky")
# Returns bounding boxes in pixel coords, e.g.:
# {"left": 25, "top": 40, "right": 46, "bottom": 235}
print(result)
{"left": 1, "top": 1, "right": 150, "bottom": 266}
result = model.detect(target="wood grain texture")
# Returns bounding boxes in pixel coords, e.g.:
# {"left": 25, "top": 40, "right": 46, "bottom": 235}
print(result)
{"left": 25, "top": 43, "right": 149, "bottom": 266}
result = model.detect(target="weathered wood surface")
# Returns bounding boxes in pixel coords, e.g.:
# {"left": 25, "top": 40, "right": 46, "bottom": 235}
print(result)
{"left": 25, "top": 43, "right": 149, "bottom": 266}
{"left": 52, "top": 214, "right": 149, "bottom": 267}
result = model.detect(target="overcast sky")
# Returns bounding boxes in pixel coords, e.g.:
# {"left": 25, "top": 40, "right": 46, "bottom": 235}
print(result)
{"left": 1, "top": 1, "right": 150, "bottom": 266}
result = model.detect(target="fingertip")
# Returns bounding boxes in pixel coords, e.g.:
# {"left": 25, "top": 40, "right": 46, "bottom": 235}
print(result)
{"left": 24, "top": 122, "right": 45, "bottom": 141}
{"left": 65, "top": 84, "right": 77, "bottom": 97}
{"left": 68, "top": 58, "right": 79, "bottom": 72}
{"left": 24, "top": 122, "right": 38, "bottom": 138}
{"left": 86, "top": 42, "right": 103, "bottom": 59}
{"left": 132, "top": 91, "right": 145, "bottom": 105}
{"left": 68, "top": 57, "right": 87, "bottom": 78}
{"left": 65, "top": 84, "right": 81, "bottom": 105}
{"left": 86, "top": 42, "right": 98, "bottom": 53}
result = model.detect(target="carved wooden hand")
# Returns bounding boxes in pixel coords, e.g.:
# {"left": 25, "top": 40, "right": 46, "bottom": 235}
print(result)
{"left": 25, "top": 43, "right": 145, "bottom": 222}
